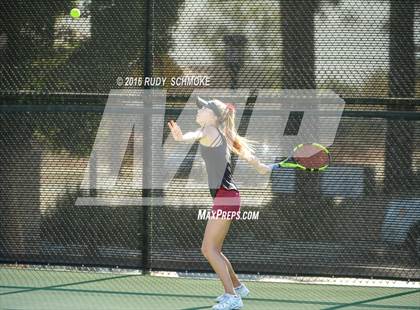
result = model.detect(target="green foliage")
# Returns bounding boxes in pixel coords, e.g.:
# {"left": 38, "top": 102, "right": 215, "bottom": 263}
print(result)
{"left": 183, "top": 0, "right": 282, "bottom": 88}
{"left": 318, "top": 79, "right": 358, "bottom": 97}
{"left": 360, "top": 71, "right": 389, "bottom": 97}
{"left": 51, "top": 0, "right": 185, "bottom": 93}
{"left": 1, "top": 0, "right": 185, "bottom": 155}
{"left": 0, "top": 1, "right": 73, "bottom": 91}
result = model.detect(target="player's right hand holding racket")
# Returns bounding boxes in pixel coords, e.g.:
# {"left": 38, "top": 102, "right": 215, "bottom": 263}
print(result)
{"left": 269, "top": 143, "right": 331, "bottom": 172}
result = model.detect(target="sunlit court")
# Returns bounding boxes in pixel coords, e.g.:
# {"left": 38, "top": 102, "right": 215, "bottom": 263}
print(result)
{"left": 1, "top": 1, "right": 420, "bottom": 309}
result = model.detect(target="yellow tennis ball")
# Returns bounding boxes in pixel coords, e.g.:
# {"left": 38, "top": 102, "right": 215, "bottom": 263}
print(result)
{"left": 70, "top": 8, "right": 81, "bottom": 19}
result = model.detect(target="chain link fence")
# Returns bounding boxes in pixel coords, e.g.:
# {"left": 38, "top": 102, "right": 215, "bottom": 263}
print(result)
{"left": 1, "top": 0, "right": 420, "bottom": 280}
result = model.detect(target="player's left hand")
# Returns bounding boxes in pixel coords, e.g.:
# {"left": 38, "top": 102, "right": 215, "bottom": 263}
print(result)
{"left": 168, "top": 120, "right": 184, "bottom": 142}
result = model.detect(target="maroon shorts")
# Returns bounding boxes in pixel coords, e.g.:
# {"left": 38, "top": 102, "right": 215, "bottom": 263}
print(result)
{"left": 212, "top": 187, "right": 241, "bottom": 216}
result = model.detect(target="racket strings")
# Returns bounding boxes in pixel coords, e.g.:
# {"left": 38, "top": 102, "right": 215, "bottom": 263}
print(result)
{"left": 293, "top": 144, "right": 331, "bottom": 170}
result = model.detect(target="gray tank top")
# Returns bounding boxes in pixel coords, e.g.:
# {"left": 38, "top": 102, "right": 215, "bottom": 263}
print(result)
{"left": 199, "top": 127, "right": 238, "bottom": 199}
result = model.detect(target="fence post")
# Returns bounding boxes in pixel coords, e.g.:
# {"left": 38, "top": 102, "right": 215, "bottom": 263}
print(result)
{"left": 385, "top": 0, "right": 416, "bottom": 194}
{"left": 280, "top": 0, "right": 325, "bottom": 240}
{"left": 142, "top": 0, "right": 154, "bottom": 274}
{"left": 281, "top": 0, "right": 319, "bottom": 195}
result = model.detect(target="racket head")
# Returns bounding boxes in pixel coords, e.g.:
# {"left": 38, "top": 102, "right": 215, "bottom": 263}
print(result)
{"left": 292, "top": 143, "right": 331, "bottom": 171}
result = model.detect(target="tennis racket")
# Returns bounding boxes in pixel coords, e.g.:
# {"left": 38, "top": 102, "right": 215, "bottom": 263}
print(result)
{"left": 270, "top": 143, "right": 331, "bottom": 172}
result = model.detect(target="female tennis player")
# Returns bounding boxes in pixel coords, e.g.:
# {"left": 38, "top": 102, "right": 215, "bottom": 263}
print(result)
{"left": 168, "top": 97, "right": 271, "bottom": 310}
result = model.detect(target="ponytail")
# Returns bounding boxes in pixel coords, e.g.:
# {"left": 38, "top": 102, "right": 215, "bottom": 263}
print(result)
{"left": 212, "top": 100, "right": 256, "bottom": 158}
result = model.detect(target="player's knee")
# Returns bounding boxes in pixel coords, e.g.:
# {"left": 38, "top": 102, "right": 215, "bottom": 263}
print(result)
{"left": 201, "top": 242, "right": 218, "bottom": 258}
{"left": 201, "top": 243, "right": 210, "bottom": 258}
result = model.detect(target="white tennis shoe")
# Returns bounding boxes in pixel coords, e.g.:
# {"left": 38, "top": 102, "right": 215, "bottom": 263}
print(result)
{"left": 212, "top": 293, "right": 243, "bottom": 310}
{"left": 215, "top": 284, "right": 249, "bottom": 303}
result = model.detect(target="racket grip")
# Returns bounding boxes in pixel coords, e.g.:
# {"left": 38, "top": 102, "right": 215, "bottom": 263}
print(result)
{"left": 269, "top": 163, "right": 281, "bottom": 171}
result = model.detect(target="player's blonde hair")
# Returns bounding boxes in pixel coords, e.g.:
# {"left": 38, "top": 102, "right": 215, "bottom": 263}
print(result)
{"left": 212, "top": 99, "right": 256, "bottom": 158}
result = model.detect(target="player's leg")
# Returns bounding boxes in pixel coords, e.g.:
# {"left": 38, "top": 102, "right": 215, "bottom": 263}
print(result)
{"left": 213, "top": 188, "right": 242, "bottom": 289}
{"left": 218, "top": 251, "right": 241, "bottom": 288}
{"left": 201, "top": 218, "right": 235, "bottom": 294}
{"left": 213, "top": 232, "right": 240, "bottom": 287}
